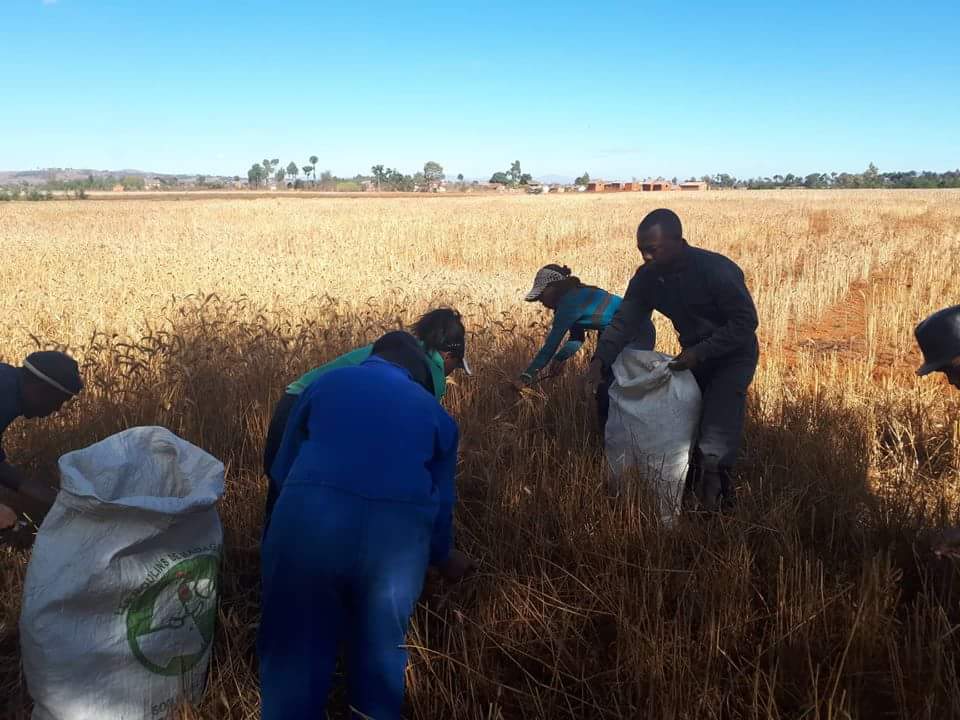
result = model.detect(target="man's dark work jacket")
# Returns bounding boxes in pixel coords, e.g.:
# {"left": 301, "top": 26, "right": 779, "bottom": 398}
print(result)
{"left": 595, "top": 244, "right": 759, "bottom": 368}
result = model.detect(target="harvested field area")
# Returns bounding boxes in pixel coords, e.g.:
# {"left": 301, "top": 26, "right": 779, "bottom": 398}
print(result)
{"left": 2, "top": 190, "right": 960, "bottom": 719}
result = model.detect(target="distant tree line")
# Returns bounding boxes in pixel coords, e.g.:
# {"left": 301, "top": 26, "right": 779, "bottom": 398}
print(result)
{"left": 247, "top": 156, "right": 539, "bottom": 191}
{"left": 0, "top": 187, "right": 56, "bottom": 202}
{"left": 37, "top": 173, "right": 148, "bottom": 192}
{"left": 1, "top": 173, "right": 154, "bottom": 200}
{"left": 9, "top": 160, "right": 957, "bottom": 199}
{"left": 247, "top": 155, "right": 333, "bottom": 189}
{"left": 245, "top": 157, "right": 456, "bottom": 192}
{"left": 368, "top": 161, "right": 444, "bottom": 191}
{"left": 696, "top": 164, "right": 960, "bottom": 190}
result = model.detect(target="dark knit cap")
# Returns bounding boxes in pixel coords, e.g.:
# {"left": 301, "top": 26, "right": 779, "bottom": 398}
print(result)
{"left": 371, "top": 331, "right": 434, "bottom": 394}
{"left": 23, "top": 351, "right": 84, "bottom": 396}
{"left": 915, "top": 305, "right": 960, "bottom": 376}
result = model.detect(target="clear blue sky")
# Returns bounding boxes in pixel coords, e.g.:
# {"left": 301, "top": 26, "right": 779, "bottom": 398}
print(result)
{"left": 2, "top": 0, "right": 958, "bottom": 180}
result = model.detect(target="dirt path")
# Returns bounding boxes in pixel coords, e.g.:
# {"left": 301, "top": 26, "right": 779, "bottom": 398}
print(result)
{"left": 783, "top": 264, "right": 920, "bottom": 379}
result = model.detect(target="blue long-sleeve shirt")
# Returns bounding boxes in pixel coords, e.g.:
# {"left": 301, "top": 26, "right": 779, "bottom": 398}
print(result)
{"left": 269, "top": 356, "right": 459, "bottom": 565}
{"left": 523, "top": 286, "right": 653, "bottom": 380}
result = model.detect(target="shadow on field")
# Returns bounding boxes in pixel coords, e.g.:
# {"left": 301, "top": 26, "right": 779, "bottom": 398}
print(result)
{"left": 2, "top": 297, "right": 960, "bottom": 720}
{"left": 415, "top": 346, "right": 960, "bottom": 718}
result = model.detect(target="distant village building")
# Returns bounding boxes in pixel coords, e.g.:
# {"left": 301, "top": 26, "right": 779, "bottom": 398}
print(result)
{"left": 584, "top": 177, "right": 703, "bottom": 193}
{"left": 640, "top": 180, "right": 673, "bottom": 191}
{"left": 112, "top": 184, "right": 124, "bottom": 192}
{"left": 473, "top": 183, "right": 507, "bottom": 193}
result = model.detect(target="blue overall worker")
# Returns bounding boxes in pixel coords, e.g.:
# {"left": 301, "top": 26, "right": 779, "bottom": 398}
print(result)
{"left": 0, "top": 351, "right": 84, "bottom": 529}
{"left": 259, "top": 331, "right": 475, "bottom": 720}
{"left": 517, "top": 264, "right": 654, "bottom": 427}
{"left": 913, "top": 305, "right": 960, "bottom": 558}
{"left": 588, "top": 208, "right": 759, "bottom": 511}
{"left": 261, "top": 307, "right": 470, "bottom": 536}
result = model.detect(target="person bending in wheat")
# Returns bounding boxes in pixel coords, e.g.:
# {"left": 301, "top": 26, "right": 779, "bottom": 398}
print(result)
{"left": 258, "top": 331, "right": 475, "bottom": 720}
{"left": 516, "top": 264, "right": 654, "bottom": 430}
{"left": 261, "top": 308, "right": 471, "bottom": 537}
{"left": 0, "top": 351, "right": 84, "bottom": 531}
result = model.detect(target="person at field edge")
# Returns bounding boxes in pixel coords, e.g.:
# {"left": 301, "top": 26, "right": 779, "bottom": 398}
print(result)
{"left": 517, "top": 264, "right": 655, "bottom": 427}
{"left": 913, "top": 305, "right": 960, "bottom": 559}
{"left": 587, "top": 208, "right": 759, "bottom": 512}
{"left": 0, "top": 351, "right": 84, "bottom": 529}
{"left": 259, "top": 331, "right": 475, "bottom": 720}
{"left": 261, "top": 307, "right": 471, "bottom": 537}
{"left": 914, "top": 305, "right": 960, "bottom": 391}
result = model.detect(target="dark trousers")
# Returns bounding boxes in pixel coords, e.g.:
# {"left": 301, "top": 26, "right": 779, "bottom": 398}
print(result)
{"left": 596, "top": 366, "right": 613, "bottom": 432}
{"left": 262, "top": 392, "right": 298, "bottom": 537}
{"left": 686, "top": 352, "right": 758, "bottom": 508}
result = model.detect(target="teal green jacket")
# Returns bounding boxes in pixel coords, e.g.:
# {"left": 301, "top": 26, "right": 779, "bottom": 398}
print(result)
{"left": 286, "top": 343, "right": 447, "bottom": 401}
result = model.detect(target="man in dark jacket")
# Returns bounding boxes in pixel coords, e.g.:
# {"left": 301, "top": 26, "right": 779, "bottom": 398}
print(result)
{"left": 588, "top": 208, "right": 759, "bottom": 511}
{"left": 0, "top": 351, "right": 84, "bottom": 528}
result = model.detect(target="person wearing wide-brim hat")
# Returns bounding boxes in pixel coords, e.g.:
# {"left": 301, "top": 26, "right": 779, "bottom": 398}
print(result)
{"left": 914, "top": 305, "right": 960, "bottom": 390}
{"left": 517, "top": 264, "right": 655, "bottom": 429}
{"left": 0, "top": 351, "right": 84, "bottom": 529}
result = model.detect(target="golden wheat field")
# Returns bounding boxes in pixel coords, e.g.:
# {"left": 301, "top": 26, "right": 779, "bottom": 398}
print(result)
{"left": 2, "top": 190, "right": 960, "bottom": 719}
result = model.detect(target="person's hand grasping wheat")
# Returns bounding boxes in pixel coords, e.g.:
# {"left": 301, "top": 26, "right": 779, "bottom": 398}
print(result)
{"left": 0, "top": 503, "right": 15, "bottom": 530}
{"left": 932, "top": 528, "right": 960, "bottom": 560}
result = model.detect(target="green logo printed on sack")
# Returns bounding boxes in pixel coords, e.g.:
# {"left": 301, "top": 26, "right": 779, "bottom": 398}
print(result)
{"left": 126, "top": 554, "right": 219, "bottom": 676}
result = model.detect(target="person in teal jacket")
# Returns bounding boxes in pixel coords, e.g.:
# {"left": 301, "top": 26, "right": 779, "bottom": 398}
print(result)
{"left": 262, "top": 307, "right": 470, "bottom": 533}
{"left": 518, "top": 264, "right": 655, "bottom": 426}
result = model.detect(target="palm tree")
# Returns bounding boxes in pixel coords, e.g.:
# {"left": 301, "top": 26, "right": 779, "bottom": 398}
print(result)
{"left": 309, "top": 156, "right": 318, "bottom": 182}
{"left": 371, "top": 165, "right": 386, "bottom": 191}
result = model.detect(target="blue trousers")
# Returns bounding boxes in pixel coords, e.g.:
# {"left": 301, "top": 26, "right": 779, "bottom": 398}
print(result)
{"left": 259, "top": 485, "right": 433, "bottom": 720}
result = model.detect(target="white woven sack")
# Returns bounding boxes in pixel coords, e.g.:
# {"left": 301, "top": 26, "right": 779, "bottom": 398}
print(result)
{"left": 605, "top": 349, "right": 701, "bottom": 525}
{"left": 20, "top": 426, "right": 224, "bottom": 720}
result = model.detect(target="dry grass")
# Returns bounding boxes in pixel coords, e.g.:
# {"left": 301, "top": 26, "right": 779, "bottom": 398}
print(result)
{"left": 2, "top": 190, "right": 960, "bottom": 719}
